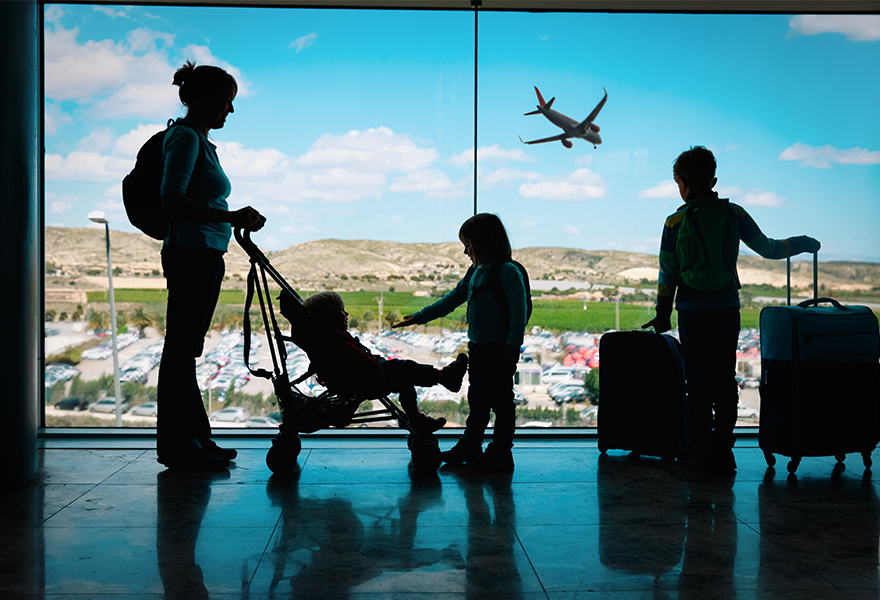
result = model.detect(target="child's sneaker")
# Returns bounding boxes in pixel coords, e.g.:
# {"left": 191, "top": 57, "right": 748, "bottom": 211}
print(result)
{"left": 467, "top": 443, "right": 514, "bottom": 472}
{"left": 439, "top": 353, "right": 468, "bottom": 392}
{"left": 408, "top": 412, "right": 447, "bottom": 434}
{"left": 440, "top": 439, "right": 483, "bottom": 465}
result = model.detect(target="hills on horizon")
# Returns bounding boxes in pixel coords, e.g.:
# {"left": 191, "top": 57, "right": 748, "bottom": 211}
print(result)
{"left": 45, "top": 227, "right": 880, "bottom": 294}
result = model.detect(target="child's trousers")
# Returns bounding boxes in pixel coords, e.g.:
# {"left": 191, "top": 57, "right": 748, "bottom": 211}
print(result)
{"left": 461, "top": 341, "right": 517, "bottom": 449}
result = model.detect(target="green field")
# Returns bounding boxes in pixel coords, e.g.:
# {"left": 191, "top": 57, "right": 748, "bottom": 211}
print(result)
{"left": 87, "top": 289, "right": 768, "bottom": 331}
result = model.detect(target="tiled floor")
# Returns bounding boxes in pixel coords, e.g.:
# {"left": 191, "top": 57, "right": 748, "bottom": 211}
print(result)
{"left": 1, "top": 438, "right": 878, "bottom": 599}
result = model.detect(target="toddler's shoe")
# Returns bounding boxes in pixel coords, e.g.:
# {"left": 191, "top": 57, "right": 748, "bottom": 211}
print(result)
{"left": 467, "top": 443, "right": 514, "bottom": 472}
{"left": 439, "top": 353, "right": 469, "bottom": 392}
{"left": 409, "top": 412, "right": 447, "bottom": 434}
{"left": 440, "top": 439, "right": 483, "bottom": 466}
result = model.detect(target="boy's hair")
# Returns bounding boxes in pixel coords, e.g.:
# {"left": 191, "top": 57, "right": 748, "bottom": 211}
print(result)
{"left": 303, "top": 291, "right": 343, "bottom": 326}
{"left": 673, "top": 146, "right": 716, "bottom": 190}
{"left": 459, "top": 213, "right": 512, "bottom": 266}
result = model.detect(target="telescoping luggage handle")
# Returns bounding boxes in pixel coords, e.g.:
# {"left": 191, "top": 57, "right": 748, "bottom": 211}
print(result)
{"left": 786, "top": 251, "right": 847, "bottom": 310}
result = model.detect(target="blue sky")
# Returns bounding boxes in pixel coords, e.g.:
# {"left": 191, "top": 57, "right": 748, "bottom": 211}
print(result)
{"left": 44, "top": 5, "right": 880, "bottom": 262}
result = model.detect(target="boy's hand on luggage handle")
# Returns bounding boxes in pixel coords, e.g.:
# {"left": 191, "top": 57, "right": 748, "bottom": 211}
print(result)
{"left": 392, "top": 315, "right": 417, "bottom": 329}
{"left": 230, "top": 207, "right": 266, "bottom": 232}
{"left": 788, "top": 235, "right": 820, "bottom": 256}
{"left": 642, "top": 316, "right": 671, "bottom": 334}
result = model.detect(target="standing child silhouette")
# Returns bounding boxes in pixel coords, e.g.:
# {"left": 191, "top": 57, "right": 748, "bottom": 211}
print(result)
{"left": 394, "top": 213, "right": 528, "bottom": 471}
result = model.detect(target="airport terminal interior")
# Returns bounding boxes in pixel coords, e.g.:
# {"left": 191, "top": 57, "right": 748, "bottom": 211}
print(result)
{"left": 2, "top": 436, "right": 878, "bottom": 599}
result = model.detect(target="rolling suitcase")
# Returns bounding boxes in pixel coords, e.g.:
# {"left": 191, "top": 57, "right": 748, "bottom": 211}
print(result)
{"left": 759, "top": 253, "right": 880, "bottom": 473}
{"left": 598, "top": 330, "right": 687, "bottom": 460}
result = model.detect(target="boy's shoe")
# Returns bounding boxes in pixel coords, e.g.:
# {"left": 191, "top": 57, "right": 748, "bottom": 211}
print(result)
{"left": 440, "top": 440, "right": 483, "bottom": 465}
{"left": 467, "top": 443, "right": 514, "bottom": 472}
{"left": 439, "top": 354, "right": 469, "bottom": 392}
{"left": 409, "top": 412, "right": 447, "bottom": 434}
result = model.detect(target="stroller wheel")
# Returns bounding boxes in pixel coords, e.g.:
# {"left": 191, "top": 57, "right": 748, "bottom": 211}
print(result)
{"left": 411, "top": 439, "right": 442, "bottom": 473}
{"left": 266, "top": 434, "right": 302, "bottom": 474}
{"left": 407, "top": 432, "right": 438, "bottom": 450}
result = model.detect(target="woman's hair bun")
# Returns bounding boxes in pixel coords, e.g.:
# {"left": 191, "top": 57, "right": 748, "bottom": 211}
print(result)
{"left": 172, "top": 60, "right": 196, "bottom": 88}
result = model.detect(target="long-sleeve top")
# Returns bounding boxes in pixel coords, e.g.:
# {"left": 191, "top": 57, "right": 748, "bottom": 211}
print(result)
{"left": 656, "top": 191, "right": 792, "bottom": 317}
{"left": 160, "top": 118, "right": 232, "bottom": 252}
{"left": 410, "top": 262, "right": 527, "bottom": 348}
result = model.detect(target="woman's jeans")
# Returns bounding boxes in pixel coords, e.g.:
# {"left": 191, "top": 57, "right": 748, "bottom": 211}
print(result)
{"left": 157, "top": 245, "right": 225, "bottom": 460}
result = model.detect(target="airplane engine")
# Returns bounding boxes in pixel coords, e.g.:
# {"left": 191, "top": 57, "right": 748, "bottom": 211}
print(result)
{"left": 590, "top": 124, "right": 601, "bottom": 132}
{"left": 561, "top": 139, "right": 573, "bottom": 149}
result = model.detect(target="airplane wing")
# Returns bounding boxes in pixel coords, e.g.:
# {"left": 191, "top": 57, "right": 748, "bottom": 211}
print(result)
{"left": 577, "top": 87, "right": 608, "bottom": 130}
{"left": 518, "top": 133, "right": 571, "bottom": 145}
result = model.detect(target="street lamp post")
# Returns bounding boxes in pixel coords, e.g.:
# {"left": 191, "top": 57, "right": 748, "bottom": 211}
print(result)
{"left": 88, "top": 210, "right": 123, "bottom": 427}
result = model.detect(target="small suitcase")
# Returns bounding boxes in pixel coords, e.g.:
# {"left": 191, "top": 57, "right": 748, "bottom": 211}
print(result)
{"left": 598, "top": 330, "right": 687, "bottom": 460}
{"left": 759, "top": 253, "right": 880, "bottom": 473}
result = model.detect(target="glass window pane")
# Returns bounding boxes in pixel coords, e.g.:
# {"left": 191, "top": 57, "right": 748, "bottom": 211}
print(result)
{"left": 478, "top": 12, "right": 880, "bottom": 428}
{"left": 44, "top": 4, "right": 475, "bottom": 429}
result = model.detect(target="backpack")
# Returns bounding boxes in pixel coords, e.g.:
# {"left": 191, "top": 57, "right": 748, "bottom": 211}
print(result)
{"left": 465, "top": 260, "right": 533, "bottom": 329}
{"left": 121, "top": 119, "right": 205, "bottom": 241}
{"left": 676, "top": 196, "right": 739, "bottom": 291}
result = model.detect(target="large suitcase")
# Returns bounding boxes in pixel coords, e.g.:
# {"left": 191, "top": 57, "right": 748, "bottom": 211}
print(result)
{"left": 598, "top": 330, "right": 686, "bottom": 460}
{"left": 759, "top": 254, "right": 880, "bottom": 473}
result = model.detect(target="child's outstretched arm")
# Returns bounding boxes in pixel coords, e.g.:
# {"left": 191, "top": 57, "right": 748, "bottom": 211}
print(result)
{"left": 392, "top": 315, "right": 418, "bottom": 329}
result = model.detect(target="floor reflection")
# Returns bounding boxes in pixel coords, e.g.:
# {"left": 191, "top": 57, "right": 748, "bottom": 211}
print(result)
{"left": 156, "top": 469, "right": 231, "bottom": 600}
{"left": 448, "top": 469, "right": 523, "bottom": 600}
{"left": 757, "top": 467, "right": 880, "bottom": 594}
{"left": 261, "top": 467, "right": 465, "bottom": 598}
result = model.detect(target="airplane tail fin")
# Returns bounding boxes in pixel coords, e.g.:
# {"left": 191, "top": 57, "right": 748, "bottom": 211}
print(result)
{"left": 545, "top": 97, "right": 555, "bottom": 110}
{"left": 534, "top": 86, "right": 546, "bottom": 106}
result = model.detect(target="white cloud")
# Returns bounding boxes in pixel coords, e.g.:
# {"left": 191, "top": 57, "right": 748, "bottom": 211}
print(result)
{"left": 390, "top": 169, "right": 455, "bottom": 194}
{"left": 77, "top": 128, "right": 115, "bottom": 152}
{"left": 45, "top": 192, "right": 77, "bottom": 215}
{"left": 448, "top": 144, "right": 537, "bottom": 165}
{"left": 611, "top": 236, "right": 662, "bottom": 253}
{"left": 44, "top": 24, "right": 250, "bottom": 119}
{"left": 779, "top": 142, "right": 880, "bottom": 169}
{"left": 45, "top": 152, "right": 132, "bottom": 182}
{"left": 94, "top": 6, "right": 131, "bottom": 19}
{"left": 45, "top": 6, "right": 64, "bottom": 23}
{"left": 297, "top": 127, "right": 438, "bottom": 173}
{"left": 561, "top": 226, "right": 581, "bottom": 235}
{"left": 790, "top": 15, "right": 880, "bottom": 41}
{"left": 114, "top": 123, "right": 165, "bottom": 158}
{"left": 524, "top": 221, "right": 535, "bottom": 228}
{"left": 725, "top": 145, "right": 738, "bottom": 151}
{"left": 289, "top": 33, "right": 319, "bottom": 53}
{"left": 480, "top": 167, "right": 544, "bottom": 188}
{"left": 44, "top": 103, "right": 73, "bottom": 136}
{"left": 519, "top": 168, "right": 607, "bottom": 202}
{"left": 574, "top": 154, "right": 595, "bottom": 166}
{"left": 279, "top": 225, "right": 318, "bottom": 234}
{"left": 216, "top": 142, "right": 291, "bottom": 179}
{"left": 718, "top": 185, "right": 786, "bottom": 208}
{"left": 638, "top": 180, "right": 679, "bottom": 199}
{"left": 390, "top": 215, "right": 404, "bottom": 222}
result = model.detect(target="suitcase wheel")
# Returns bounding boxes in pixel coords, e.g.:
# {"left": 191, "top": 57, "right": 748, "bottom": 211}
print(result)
{"left": 863, "top": 452, "right": 873, "bottom": 470}
{"left": 834, "top": 454, "right": 846, "bottom": 463}
{"left": 598, "top": 442, "right": 608, "bottom": 454}
{"left": 787, "top": 457, "right": 801, "bottom": 474}
{"left": 764, "top": 452, "right": 776, "bottom": 468}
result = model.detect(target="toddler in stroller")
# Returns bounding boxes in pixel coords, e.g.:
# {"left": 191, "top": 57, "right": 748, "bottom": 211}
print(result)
{"left": 302, "top": 291, "right": 468, "bottom": 434}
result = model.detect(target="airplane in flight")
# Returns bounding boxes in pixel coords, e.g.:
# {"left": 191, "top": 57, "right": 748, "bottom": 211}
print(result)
{"left": 518, "top": 86, "right": 608, "bottom": 149}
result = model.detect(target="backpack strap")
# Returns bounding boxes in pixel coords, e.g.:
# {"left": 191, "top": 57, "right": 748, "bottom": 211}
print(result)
{"left": 164, "top": 119, "right": 207, "bottom": 246}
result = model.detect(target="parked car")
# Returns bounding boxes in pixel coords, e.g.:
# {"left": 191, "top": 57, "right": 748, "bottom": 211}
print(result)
{"left": 89, "top": 398, "right": 130, "bottom": 413}
{"left": 54, "top": 397, "right": 88, "bottom": 411}
{"left": 209, "top": 406, "right": 250, "bottom": 422}
{"left": 130, "top": 402, "right": 158, "bottom": 417}
{"left": 513, "top": 390, "right": 528, "bottom": 406}
{"left": 737, "top": 401, "right": 759, "bottom": 420}
{"left": 553, "top": 387, "right": 591, "bottom": 405}
{"left": 548, "top": 378, "right": 587, "bottom": 398}
{"left": 245, "top": 415, "right": 281, "bottom": 428}
{"left": 542, "top": 365, "right": 579, "bottom": 385}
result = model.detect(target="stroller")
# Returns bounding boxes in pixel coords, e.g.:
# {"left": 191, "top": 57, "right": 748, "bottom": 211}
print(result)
{"left": 235, "top": 229, "right": 443, "bottom": 474}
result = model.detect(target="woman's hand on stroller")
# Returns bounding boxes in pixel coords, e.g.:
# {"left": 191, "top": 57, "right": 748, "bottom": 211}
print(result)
{"left": 230, "top": 206, "right": 266, "bottom": 232}
{"left": 392, "top": 314, "right": 417, "bottom": 329}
